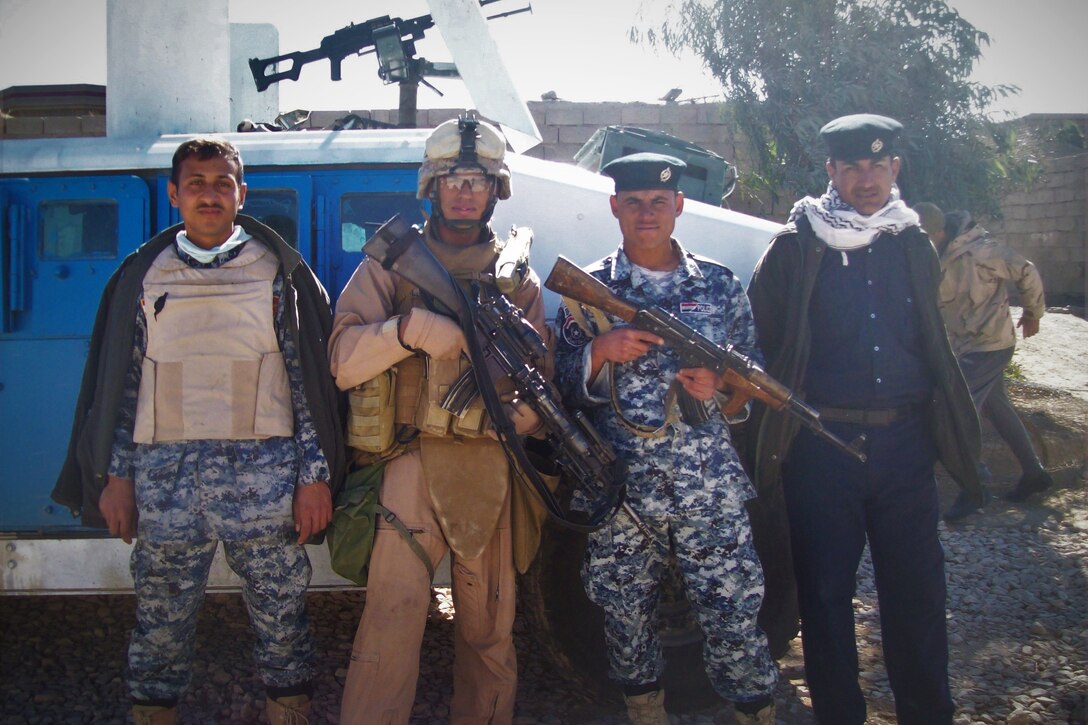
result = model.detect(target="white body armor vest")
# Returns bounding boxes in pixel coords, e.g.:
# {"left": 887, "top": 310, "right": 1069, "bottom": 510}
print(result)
{"left": 132, "top": 240, "right": 294, "bottom": 444}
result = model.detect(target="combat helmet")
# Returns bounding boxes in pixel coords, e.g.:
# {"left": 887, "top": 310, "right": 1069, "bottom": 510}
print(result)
{"left": 418, "top": 114, "right": 511, "bottom": 232}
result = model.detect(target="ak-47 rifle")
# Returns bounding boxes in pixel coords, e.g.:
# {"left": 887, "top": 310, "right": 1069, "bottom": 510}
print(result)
{"left": 249, "top": 0, "right": 528, "bottom": 92}
{"left": 362, "top": 216, "right": 628, "bottom": 533}
{"left": 545, "top": 255, "right": 868, "bottom": 463}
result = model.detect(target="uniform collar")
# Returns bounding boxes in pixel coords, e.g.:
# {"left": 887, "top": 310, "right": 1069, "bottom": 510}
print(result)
{"left": 611, "top": 239, "right": 704, "bottom": 287}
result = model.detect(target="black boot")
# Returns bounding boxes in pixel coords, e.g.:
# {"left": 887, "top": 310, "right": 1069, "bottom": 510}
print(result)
{"left": 943, "top": 486, "right": 990, "bottom": 523}
{"left": 1004, "top": 470, "right": 1053, "bottom": 502}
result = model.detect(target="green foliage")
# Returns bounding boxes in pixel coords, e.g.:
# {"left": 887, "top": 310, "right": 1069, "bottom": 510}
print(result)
{"left": 636, "top": 0, "right": 1034, "bottom": 215}
{"left": 1004, "top": 359, "right": 1026, "bottom": 382}
{"left": 1052, "top": 121, "right": 1086, "bottom": 149}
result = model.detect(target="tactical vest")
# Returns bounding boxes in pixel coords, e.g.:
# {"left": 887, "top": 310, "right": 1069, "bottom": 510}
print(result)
{"left": 390, "top": 229, "right": 509, "bottom": 438}
{"left": 132, "top": 240, "right": 294, "bottom": 444}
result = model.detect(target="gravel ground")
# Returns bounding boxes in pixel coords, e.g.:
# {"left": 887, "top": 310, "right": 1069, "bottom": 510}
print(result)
{"left": 1, "top": 474, "right": 1084, "bottom": 724}
{"left": 1, "top": 311, "right": 1084, "bottom": 725}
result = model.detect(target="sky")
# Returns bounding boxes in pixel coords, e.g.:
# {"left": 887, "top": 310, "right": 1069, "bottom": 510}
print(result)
{"left": 0, "top": 0, "right": 1085, "bottom": 120}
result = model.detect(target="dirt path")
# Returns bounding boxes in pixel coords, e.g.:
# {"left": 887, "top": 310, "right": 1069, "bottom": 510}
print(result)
{"left": 1013, "top": 306, "right": 1088, "bottom": 404}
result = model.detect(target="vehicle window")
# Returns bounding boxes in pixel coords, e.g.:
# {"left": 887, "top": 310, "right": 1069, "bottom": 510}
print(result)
{"left": 39, "top": 200, "right": 118, "bottom": 259}
{"left": 341, "top": 193, "right": 422, "bottom": 252}
{"left": 245, "top": 189, "right": 299, "bottom": 248}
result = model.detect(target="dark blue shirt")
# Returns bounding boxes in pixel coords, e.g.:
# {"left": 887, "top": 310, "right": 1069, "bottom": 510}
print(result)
{"left": 804, "top": 235, "right": 932, "bottom": 407}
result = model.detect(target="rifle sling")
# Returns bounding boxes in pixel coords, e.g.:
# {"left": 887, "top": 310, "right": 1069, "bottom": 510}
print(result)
{"left": 565, "top": 297, "right": 683, "bottom": 438}
{"left": 609, "top": 374, "right": 682, "bottom": 439}
{"left": 377, "top": 503, "right": 435, "bottom": 582}
{"left": 457, "top": 284, "right": 618, "bottom": 533}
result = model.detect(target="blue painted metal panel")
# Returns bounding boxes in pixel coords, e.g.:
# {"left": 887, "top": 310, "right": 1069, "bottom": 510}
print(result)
{"left": 0, "top": 176, "right": 149, "bottom": 533}
{"left": 0, "top": 338, "right": 92, "bottom": 532}
{"left": 3, "top": 177, "right": 148, "bottom": 338}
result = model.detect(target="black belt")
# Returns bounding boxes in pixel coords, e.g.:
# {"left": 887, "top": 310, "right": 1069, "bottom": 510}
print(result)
{"left": 816, "top": 403, "right": 922, "bottom": 427}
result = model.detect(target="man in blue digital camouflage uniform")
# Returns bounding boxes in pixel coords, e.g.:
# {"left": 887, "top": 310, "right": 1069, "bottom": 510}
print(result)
{"left": 554, "top": 153, "right": 778, "bottom": 725}
{"left": 747, "top": 115, "right": 981, "bottom": 725}
{"left": 52, "top": 138, "right": 344, "bottom": 725}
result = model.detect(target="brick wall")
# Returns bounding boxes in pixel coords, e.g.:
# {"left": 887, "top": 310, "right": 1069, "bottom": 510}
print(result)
{"left": 306, "top": 101, "right": 745, "bottom": 164}
{"left": 988, "top": 151, "right": 1087, "bottom": 307}
{"left": 0, "top": 113, "right": 106, "bottom": 138}
{"left": 985, "top": 115, "right": 1087, "bottom": 307}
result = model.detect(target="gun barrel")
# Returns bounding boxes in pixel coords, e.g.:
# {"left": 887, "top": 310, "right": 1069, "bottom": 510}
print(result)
{"left": 487, "top": 5, "right": 533, "bottom": 20}
{"left": 798, "top": 415, "right": 868, "bottom": 463}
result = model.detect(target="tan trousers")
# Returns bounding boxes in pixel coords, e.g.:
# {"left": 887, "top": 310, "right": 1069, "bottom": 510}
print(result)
{"left": 339, "top": 450, "right": 517, "bottom": 725}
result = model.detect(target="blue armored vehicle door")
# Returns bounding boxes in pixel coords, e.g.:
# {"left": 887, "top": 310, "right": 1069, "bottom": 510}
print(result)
{"left": 312, "top": 169, "right": 423, "bottom": 302}
{"left": 0, "top": 176, "right": 149, "bottom": 533}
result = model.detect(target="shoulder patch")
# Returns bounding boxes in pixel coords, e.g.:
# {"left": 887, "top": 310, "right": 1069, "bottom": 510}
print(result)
{"left": 558, "top": 307, "right": 590, "bottom": 348}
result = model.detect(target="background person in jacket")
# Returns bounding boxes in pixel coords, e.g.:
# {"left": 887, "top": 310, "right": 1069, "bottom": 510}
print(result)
{"left": 328, "top": 116, "right": 545, "bottom": 725}
{"left": 52, "top": 137, "right": 343, "bottom": 724}
{"left": 914, "top": 202, "right": 1052, "bottom": 520}
{"left": 746, "top": 115, "right": 982, "bottom": 725}
{"left": 553, "top": 153, "right": 778, "bottom": 725}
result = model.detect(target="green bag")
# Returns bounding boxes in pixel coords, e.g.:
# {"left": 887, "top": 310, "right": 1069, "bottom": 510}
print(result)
{"left": 326, "top": 462, "right": 433, "bottom": 586}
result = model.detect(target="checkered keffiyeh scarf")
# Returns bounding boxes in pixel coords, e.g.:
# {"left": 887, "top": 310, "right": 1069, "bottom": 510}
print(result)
{"left": 788, "top": 183, "right": 919, "bottom": 253}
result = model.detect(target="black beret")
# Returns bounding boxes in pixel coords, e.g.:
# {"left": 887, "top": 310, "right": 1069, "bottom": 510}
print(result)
{"left": 821, "top": 114, "right": 903, "bottom": 161}
{"left": 601, "top": 152, "right": 686, "bottom": 192}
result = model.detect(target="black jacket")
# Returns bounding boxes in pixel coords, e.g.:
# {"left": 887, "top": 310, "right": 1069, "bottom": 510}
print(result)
{"left": 51, "top": 215, "right": 346, "bottom": 528}
{"left": 746, "top": 215, "right": 982, "bottom": 499}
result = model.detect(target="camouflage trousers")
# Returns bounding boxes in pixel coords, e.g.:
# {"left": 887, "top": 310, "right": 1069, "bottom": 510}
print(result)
{"left": 127, "top": 537, "right": 315, "bottom": 701}
{"left": 582, "top": 507, "right": 778, "bottom": 702}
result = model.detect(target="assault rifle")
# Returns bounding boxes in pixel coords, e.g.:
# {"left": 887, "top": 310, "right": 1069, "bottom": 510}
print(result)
{"left": 545, "top": 255, "right": 868, "bottom": 463}
{"left": 362, "top": 216, "right": 629, "bottom": 533}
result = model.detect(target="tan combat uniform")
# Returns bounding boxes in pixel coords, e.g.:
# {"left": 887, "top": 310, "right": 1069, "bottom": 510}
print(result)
{"left": 330, "top": 221, "right": 545, "bottom": 725}
{"left": 938, "top": 225, "right": 1046, "bottom": 356}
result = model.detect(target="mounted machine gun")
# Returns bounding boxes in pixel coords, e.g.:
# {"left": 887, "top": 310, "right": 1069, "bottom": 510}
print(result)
{"left": 249, "top": 0, "right": 531, "bottom": 127}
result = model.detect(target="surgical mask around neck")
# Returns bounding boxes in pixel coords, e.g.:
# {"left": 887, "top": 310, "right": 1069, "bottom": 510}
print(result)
{"left": 175, "top": 226, "right": 250, "bottom": 264}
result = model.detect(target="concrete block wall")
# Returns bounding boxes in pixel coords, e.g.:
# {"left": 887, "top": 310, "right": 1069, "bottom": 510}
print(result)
{"left": 524, "top": 101, "right": 740, "bottom": 164}
{"left": 988, "top": 151, "right": 1088, "bottom": 306}
{"left": 0, "top": 114, "right": 106, "bottom": 138}
{"left": 299, "top": 101, "right": 743, "bottom": 165}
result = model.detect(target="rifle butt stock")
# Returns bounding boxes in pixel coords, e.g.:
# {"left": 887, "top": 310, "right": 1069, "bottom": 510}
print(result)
{"left": 544, "top": 256, "right": 638, "bottom": 323}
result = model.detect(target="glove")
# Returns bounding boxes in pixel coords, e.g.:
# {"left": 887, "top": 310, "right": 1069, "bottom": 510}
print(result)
{"left": 506, "top": 399, "right": 543, "bottom": 436}
{"left": 399, "top": 308, "right": 467, "bottom": 360}
{"left": 487, "top": 399, "right": 544, "bottom": 440}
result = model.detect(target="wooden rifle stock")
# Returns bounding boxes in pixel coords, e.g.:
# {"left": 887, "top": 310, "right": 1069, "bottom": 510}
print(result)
{"left": 545, "top": 256, "right": 640, "bottom": 324}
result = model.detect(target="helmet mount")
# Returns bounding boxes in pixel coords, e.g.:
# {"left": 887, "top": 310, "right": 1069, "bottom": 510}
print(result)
{"left": 457, "top": 115, "right": 480, "bottom": 168}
